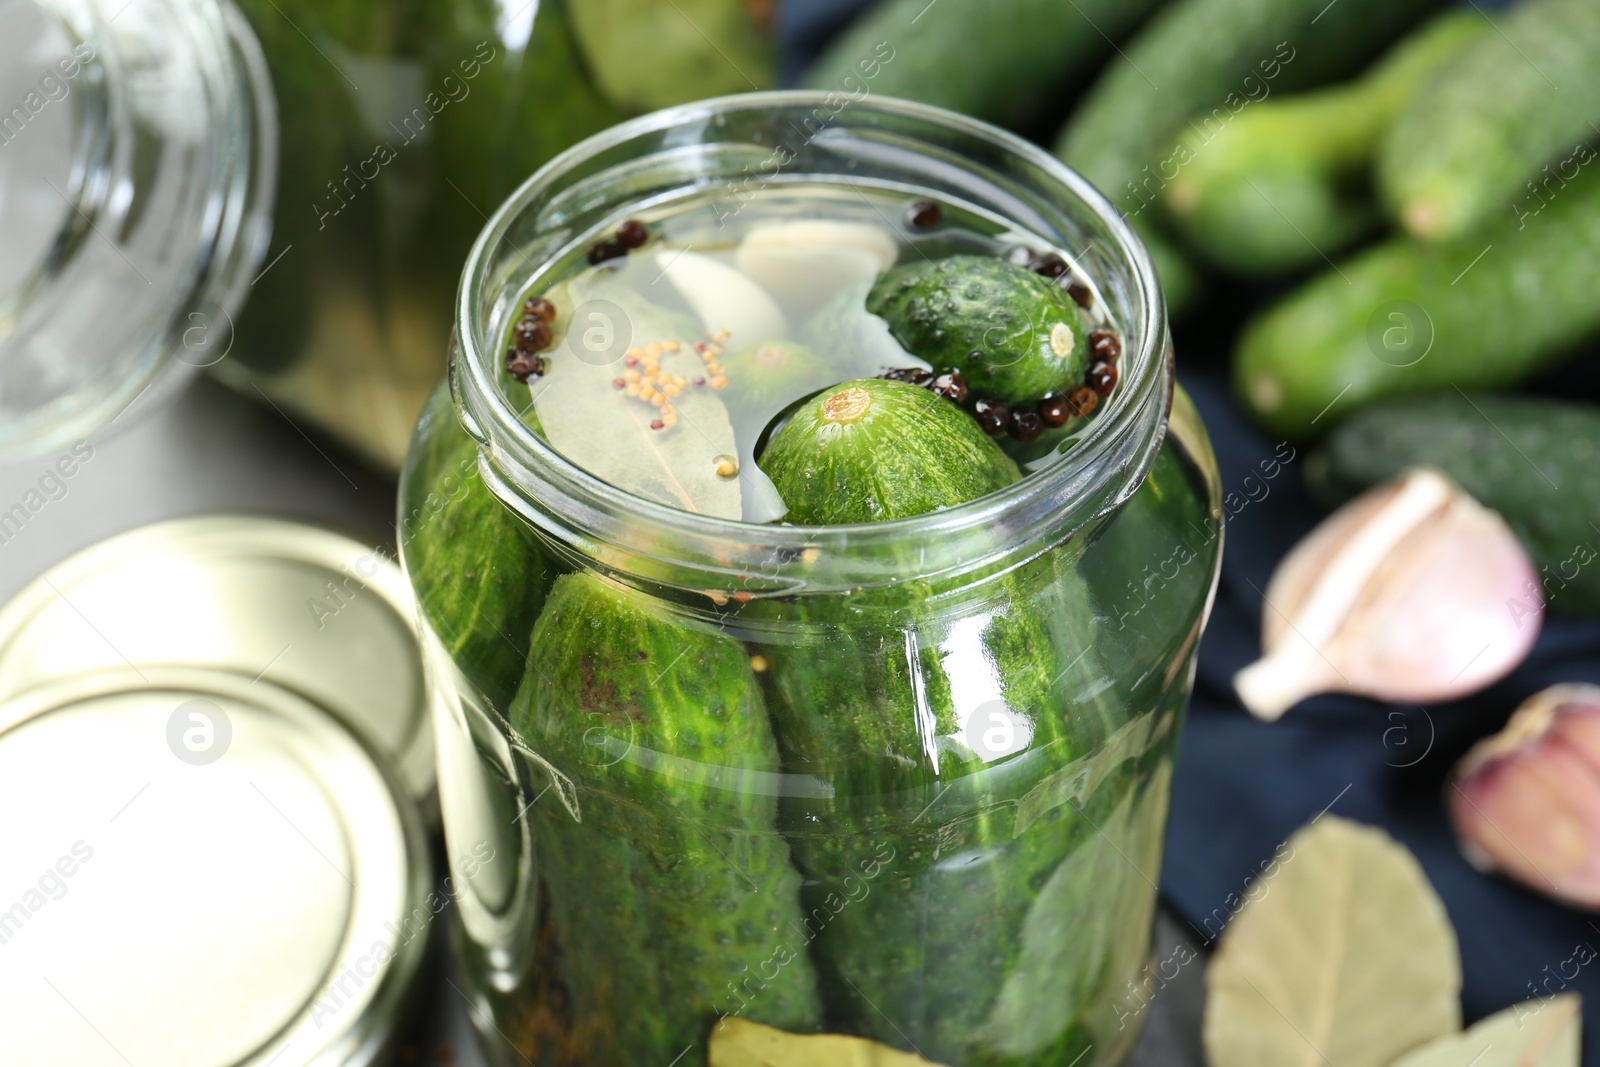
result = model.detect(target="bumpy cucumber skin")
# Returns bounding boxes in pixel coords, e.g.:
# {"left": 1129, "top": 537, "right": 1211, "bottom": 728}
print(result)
{"left": 1164, "top": 12, "right": 1484, "bottom": 275}
{"left": 1055, "top": 0, "right": 1442, "bottom": 213}
{"left": 866, "top": 258, "right": 1090, "bottom": 406}
{"left": 1234, "top": 164, "right": 1600, "bottom": 440}
{"left": 1379, "top": 0, "right": 1600, "bottom": 240}
{"left": 511, "top": 573, "right": 822, "bottom": 1065}
{"left": 758, "top": 378, "right": 1022, "bottom": 524}
{"left": 399, "top": 381, "right": 548, "bottom": 710}
{"left": 757, "top": 437, "right": 1219, "bottom": 1064}
{"left": 801, "top": 0, "right": 1166, "bottom": 133}
{"left": 1308, "top": 394, "right": 1600, "bottom": 615}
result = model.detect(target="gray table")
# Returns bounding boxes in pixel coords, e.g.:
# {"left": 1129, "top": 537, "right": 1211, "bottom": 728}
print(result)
{"left": 0, "top": 374, "right": 1204, "bottom": 1066}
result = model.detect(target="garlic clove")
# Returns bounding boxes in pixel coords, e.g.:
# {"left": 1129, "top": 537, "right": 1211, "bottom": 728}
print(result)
{"left": 1234, "top": 466, "right": 1542, "bottom": 720}
{"left": 734, "top": 220, "right": 898, "bottom": 315}
{"left": 653, "top": 249, "right": 790, "bottom": 344}
{"left": 1450, "top": 684, "right": 1600, "bottom": 909}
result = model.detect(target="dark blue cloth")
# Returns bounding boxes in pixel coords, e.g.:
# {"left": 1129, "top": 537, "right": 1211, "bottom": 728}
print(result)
{"left": 1171, "top": 359, "right": 1600, "bottom": 1053}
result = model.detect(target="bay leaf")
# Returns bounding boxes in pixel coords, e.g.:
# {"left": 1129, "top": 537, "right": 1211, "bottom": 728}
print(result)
{"left": 708, "top": 1018, "right": 950, "bottom": 1067}
{"left": 1204, "top": 815, "right": 1462, "bottom": 1067}
{"left": 530, "top": 273, "right": 742, "bottom": 519}
{"left": 1391, "top": 994, "right": 1579, "bottom": 1067}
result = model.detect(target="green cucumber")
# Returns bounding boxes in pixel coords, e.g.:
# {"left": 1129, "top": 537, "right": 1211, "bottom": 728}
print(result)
{"left": 1379, "top": 0, "right": 1600, "bottom": 240}
{"left": 1234, "top": 162, "right": 1600, "bottom": 440}
{"left": 1163, "top": 12, "right": 1484, "bottom": 275}
{"left": 1054, "top": 0, "right": 1443, "bottom": 213}
{"left": 1307, "top": 393, "right": 1600, "bottom": 615}
{"left": 510, "top": 572, "right": 822, "bottom": 1065}
{"left": 758, "top": 378, "right": 1022, "bottom": 524}
{"left": 801, "top": 0, "right": 1167, "bottom": 133}
{"left": 398, "top": 380, "right": 548, "bottom": 710}
{"left": 866, "top": 257, "right": 1090, "bottom": 407}
{"left": 567, "top": 0, "right": 774, "bottom": 112}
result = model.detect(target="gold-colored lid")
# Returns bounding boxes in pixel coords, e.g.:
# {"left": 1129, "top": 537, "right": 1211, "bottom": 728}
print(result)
{"left": 0, "top": 515, "right": 435, "bottom": 805}
{"left": 0, "top": 667, "right": 430, "bottom": 1066}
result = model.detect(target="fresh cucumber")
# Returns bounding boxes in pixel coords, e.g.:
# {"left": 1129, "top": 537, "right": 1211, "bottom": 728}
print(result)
{"left": 1054, "top": 0, "right": 1443, "bottom": 214}
{"left": 510, "top": 572, "right": 822, "bottom": 1065}
{"left": 1378, "top": 0, "right": 1600, "bottom": 240}
{"left": 1163, "top": 12, "right": 1484, "bottom": 275}
{"left": 866, "top": 257, "right": 1091, "bottom": 408}
{"left": 398, "top": 380, "right": 549, "bottom": 710}
{"left": 801, "top": 0, "right": 1167, "bottom": 133}
{"left": 1307, "top": 393, "right": 1600, "bottom": 615}
{"left": 758, "top": 378, "right": 1022, "bottom": 523}
{"left": 1234, "top": 163, "right": 1600, "bottom": 440}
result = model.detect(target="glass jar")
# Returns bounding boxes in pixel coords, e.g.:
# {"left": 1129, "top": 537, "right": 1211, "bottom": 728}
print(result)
{"left": 0, "top": 0, "right": 773, "bottom": 467}
{"left": 401, "top": 93, "right": 1224, "bottom": 1067}
{"left": 215, "top": 0, "right": 775, "bottom": 469}
{"left": 0, "top": 0, "right": 274, "bottom": 460}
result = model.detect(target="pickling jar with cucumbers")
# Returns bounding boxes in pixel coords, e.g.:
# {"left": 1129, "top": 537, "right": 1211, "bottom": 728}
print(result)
{"left": 400, "top": 94, "right": 1224, "bottom": 1067}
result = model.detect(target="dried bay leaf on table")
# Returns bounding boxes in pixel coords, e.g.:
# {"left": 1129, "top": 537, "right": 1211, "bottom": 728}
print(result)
{"left": 1204, "top": 815, "right": 1462, "bottom": 1067}
{"left": 708, "top": 1018, "right": 951, "bottom": 1067}
{"left": 1391, "top": 994, "right": 1579, "bottom": 1067}
{"left": 530, "top": 274, "right": 742, "bottom": 519}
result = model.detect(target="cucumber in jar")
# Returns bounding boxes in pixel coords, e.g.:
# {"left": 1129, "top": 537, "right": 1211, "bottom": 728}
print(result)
{"left": 509, "top": 572, "right": 822, "bottom": 1065}
{"left": 753, "top": 378, "right": 1146, "bottom": 1063}
{"left": 399, "top": 381, "right": 551, "bottom": 710}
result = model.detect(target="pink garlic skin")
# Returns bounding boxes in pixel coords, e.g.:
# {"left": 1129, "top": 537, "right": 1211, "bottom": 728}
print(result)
{"left": 1235, "top": 467, "right": 1542, "bottom": 719}
{"left": 1451, "top": 685, "right": 1600, "bottom": 910}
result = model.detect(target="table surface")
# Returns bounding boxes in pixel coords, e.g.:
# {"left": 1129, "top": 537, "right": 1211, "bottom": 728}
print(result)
{"left": 0, "top": 373, "right": 1205, "bottom": 1066}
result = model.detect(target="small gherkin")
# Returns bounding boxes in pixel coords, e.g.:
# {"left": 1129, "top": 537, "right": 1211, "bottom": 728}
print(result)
{"left": 867, "top": 255, "right": 1090, "bottom": 406}
{"left": 510, "top": 572, "right": 822, "bottom": 1065}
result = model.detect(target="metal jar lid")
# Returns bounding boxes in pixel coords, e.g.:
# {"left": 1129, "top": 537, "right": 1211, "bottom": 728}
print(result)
{"left": 0, "top": 515, "right": 435, "bottom": 806}
{"left": 0, "top": 666, "right": 430, "bottom": 1066}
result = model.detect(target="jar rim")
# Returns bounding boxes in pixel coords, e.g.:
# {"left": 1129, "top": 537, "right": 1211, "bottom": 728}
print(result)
{"left": 453, "top": 91, "right": 1170, "bottom": 586}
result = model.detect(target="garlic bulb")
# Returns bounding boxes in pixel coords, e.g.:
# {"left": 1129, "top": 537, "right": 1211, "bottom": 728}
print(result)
{"left": 1450, "top": 684, "right": 1600, "bottom": 909}
{"left": 1234, "top": 466, "right": 1541, "bottom": 720}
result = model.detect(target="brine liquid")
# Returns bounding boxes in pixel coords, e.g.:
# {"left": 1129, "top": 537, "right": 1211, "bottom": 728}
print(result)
{"left": 502, "top": 183, "right": 1117, "bottom": 522}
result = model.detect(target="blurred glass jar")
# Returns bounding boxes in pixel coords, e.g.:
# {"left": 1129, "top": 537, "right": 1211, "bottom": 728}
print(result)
{"left": 400, "top": 95, "right": 1225, "bottom": 1067}
{"left": 0, "top": 0, "right": 774, "bottom": 466}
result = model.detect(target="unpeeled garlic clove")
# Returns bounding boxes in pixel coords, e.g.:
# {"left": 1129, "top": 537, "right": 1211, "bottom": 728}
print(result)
{"left": 1233, "top": 466, "right": 1542, "bottom": 720}
{"left": 1450, "top": 684, "right": 1600, "bottom": 909}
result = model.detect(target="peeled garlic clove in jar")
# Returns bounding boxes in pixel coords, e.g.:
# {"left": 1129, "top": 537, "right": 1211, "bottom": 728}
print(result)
{"left": 1450, "top": 684, "right": 1600, "bottom": 909}
{"left": 734, "top": 220, "right": 898, "bottom": 315}
{"left": 1233, "top": 466, "right": 1541, "bottom": 720}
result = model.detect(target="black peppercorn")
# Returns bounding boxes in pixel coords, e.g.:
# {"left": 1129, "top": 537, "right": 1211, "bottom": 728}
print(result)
{"left": 587, "top": 239, "right": 625, "bottom": 266}
{"left": 523, "top": 297, "right": 557, "bottom": 322}
{"left": 974, "top": 397, "right": 1011, "bottom": 436}
{"left": 505, "top": 348, "right": 545, "bottom": 383}
{"left": 1066, "top": 385, "right": 1098, "bottom": 418}
{"left": 1037, "top": 396, "right": 1070, "bottom": 427}
{"left": 931, "top": 371, "right": 967, "bottom": 404}
{"left": 616, "top": 219, "right": 649, "bottom": 249}
{"left": 1088, "top": 361, "right": 1118, "bottom": 397}
{"left": 1012, "top": 410, "right": 1044, "bottom": 442}
{"left": 1088, "top": 329, "right": 1121, "bottom": 363}
{"left": 514, "top": 319, "right": 552, "bottom": 350}
{"left": 908, "top": 200, "right": 942, "bottom": 228}
{"left": 1026, "top": 252, "right": 1068, "bottom": 279}
{"left": 908, "top": 368, "right": 935, "bottom": 388}
{"left": 1065, "top": 277, "right": 1092, "bottom": 308}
